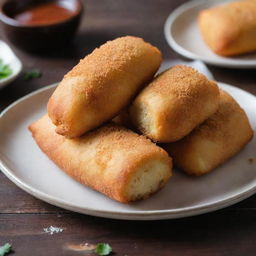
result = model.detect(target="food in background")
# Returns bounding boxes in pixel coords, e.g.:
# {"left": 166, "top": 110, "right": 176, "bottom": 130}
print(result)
{"left": 198, "top": 0, "right": 256, "bottom": 56}
{"left": 0, "top": 59, "right": 12, "bottom": 80}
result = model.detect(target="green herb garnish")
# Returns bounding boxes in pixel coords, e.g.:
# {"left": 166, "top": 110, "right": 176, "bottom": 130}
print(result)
{"left": 24, "top": 69, "right": 42, "bottom": 80}
{"left": 95, "top": 243, "right": 112, "bottom": 256}
{"left": 0, "top": 59, "right": 12, "bottom": 80}
{"left": 0, "top": 243, "right": 12, "bottom": 256}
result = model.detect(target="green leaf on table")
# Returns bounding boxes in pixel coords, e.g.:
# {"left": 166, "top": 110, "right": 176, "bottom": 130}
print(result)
{"left": 0, "top": 243, "right": 12, "bottom": 256}
{"left": 24, "top": 69, "right": 42, "bottom": 80}
{"left": 95, "top": 243, "right": 112, "bottom": 256}
{"left": 0, "top": 59, "right": 12, "bottom": 80}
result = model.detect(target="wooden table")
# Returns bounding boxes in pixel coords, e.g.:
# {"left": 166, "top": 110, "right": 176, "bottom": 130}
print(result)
{"left": 1, "top": 0, "right": 256, "bottom": 255}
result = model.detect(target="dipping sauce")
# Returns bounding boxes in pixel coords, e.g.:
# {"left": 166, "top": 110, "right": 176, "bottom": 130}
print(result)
{"left": 13, "top": 1, "right": 78, "bottom": 25}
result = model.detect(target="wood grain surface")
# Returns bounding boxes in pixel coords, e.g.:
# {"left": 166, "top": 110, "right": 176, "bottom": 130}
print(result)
{"left": 0, "top": 0, "right": 256, "bottom": 255}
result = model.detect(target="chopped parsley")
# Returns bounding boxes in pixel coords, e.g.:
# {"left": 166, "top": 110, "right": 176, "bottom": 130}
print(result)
{"left": 24, "top": 69, "right": 42, "bottom": 80}
{"left": 0, "top": 243, "right": 12, "bottom": 256}
{"left": 95, "top": 243, "right": 112, "bottom": 256}
{"left": 0, "top": 59, "right": 12, "bottom": 80}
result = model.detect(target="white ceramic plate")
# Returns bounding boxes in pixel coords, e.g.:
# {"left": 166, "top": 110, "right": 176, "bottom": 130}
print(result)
{"left": 164, "top": 0, "right": 256, "bottom": 68}
{"left": 0, "top": 83, "right": 255, "bottom": 220}
{"left": 0, "top": 40, "right": 22, "bottom": 89}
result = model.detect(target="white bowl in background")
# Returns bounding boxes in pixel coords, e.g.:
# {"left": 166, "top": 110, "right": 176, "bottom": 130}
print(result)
{"left": 0, "top": 40, "right": 22, "bottom": 89}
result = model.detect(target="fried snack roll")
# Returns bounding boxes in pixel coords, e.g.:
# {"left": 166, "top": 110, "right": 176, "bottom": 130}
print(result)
{"left": 129, "top": 65, "right": 220, "bottom": 143}
{"left": 198, "top": 0, "right": 256, "bottom": 56}
{"left": 164, "top": 90, "right": 253, "bottom": 176}
{"left": 47, "top": 36, "right": 162, "bottom": 138}
{"left": 29, "top": 115, "right": 172, "bottom": 203}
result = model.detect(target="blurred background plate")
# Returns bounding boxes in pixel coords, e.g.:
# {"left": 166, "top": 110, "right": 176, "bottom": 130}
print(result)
{"left": 164, "top": 0, "right": 256, "bottom": 68}
{"left": 0, "top": 40, "right": 22, "bottom": 89}
{"left": 0, "top": 82, "right": 256, "bottom": 220}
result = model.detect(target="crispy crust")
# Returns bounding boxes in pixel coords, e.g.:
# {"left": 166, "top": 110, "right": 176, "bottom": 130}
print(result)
{"left": 29, "top": 115, "right": 172, "bottom": 203}
{"left": 164, "top": 90, "right": 254, "bottom": 175}
{"left": 198, "top": 0, "right": 256, "bottom": 56}
{"left": 129, "top": 65, "right": 220, "bottom": 143}
{"left": 47, "top": 36, "right": 162, "bottom": 138}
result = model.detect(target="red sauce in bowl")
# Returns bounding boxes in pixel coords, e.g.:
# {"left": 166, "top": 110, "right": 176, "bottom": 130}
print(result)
{"left": 13, "top": 1, "right": 78, "bottom": 25}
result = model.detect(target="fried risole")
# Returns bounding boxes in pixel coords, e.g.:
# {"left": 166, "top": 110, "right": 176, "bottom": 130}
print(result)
{"left": 198, "top": 0, "right": 256, "bottom": 56}
{"left": 29, "top": 115, "right": 172, "bottom": 203}
{"left": 164, "top": 90, "right": 253, "bottom": 175}
{"left": 130, "top": 65, "right": 220, "bottom": 143}
{"left": 48, "top": 36, "right": 162, "bottom": 138}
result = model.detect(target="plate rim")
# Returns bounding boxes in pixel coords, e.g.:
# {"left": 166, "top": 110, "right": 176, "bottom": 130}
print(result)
{"left": 164, "top": 0, "right": 256, "bottom": 68}
{"left": 0, "top": 82, "right": 256, "bottom": 220}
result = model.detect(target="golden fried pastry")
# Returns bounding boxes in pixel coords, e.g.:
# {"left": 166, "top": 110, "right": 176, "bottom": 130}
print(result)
{"left": 47, "top": 36, "right": 162, "bottom": 138}
{"left": 198, "top": 0, "right": 256, "bottom": 56}
{"left": 164, "top": 90, "right": 253, "bottom": 176}
{"left": 129, "top": 65, "right": 220, "bottom": 143}
{"left": 29, "top": 115, "right": 172, "bottom": 203}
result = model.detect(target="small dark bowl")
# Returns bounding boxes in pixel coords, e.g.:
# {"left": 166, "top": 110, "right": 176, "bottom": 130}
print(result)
{"left": 0, "top": 0, "right": 83, "bottom": 52}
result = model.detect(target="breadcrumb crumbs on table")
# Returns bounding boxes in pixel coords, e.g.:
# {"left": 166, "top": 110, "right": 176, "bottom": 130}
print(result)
{"left": 43, "top": 226, "right": 64, "bottom": 235}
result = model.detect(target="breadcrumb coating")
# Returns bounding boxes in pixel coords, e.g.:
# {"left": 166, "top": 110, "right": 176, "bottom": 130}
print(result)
{"left": 29, "top": 115, "right": 172, "bottom": 203}
{"left": 130, "top": 65, "right": 220, "bottom": 142}
{"left": 47, "top": 36, "right": 162, "bottom": 138}
{"left": 164, "top": 90, "right": 253, "bottom": 175}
